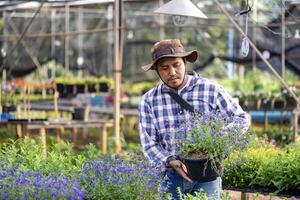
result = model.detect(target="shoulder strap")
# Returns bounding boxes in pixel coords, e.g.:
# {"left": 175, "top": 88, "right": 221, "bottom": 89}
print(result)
{"left": 167, "top": 92, "right": 194, "bottom": 113}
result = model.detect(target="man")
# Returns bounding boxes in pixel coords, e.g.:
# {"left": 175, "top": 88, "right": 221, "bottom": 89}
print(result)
{"left": 138, "top": 39, "right": 250, "bottom": 199}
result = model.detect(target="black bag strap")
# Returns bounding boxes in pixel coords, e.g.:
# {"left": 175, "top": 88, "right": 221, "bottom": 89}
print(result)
{"left": 167, "top": 92, "right": 194, "bottom": 113}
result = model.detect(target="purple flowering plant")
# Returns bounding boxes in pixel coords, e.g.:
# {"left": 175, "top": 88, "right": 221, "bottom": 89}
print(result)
{"left": 176, "top": 112, "right": 251, "bottom": 175}
{"left": 79, "top": 155, "right": 161, "bottom": 200}
{"left": 0, "top": 162, "right": 86, "bottom": 199}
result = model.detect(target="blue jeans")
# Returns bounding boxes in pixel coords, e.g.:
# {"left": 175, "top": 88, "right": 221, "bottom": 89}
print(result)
{"left": 159, "top": 169, "right": 222, "bottom": 200}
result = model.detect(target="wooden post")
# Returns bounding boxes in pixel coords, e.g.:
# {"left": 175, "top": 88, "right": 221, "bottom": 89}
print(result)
{"left": 264, "top": 111, "right": 268, "bottom": 131}
{"left": 241, "top": 192, "right": 249, "bottom": 200}
{"left": 100, "top": 123, "right": 108, "bottom": 154}
{"left": 84, "top": 106, "right": 90, "bottom": 121}
{"left": 56, "top": 129, "right": 61, "bottom": 146}
{"left": 72, "top": 127, "right": 78, "bottom": 143}
{"left": 114, "top": 0, "right": 122, "bottom": 154}
{"left": 40, "top": 127, "right": 47, "bottom": 157}
{"left": 54, "top": 91, "right": 59, "bottom": 118}
{"left": 25, "top": 127, "right": 30, "bottom": 144}
{"left": 16, "top": 124, "right": 22, "bottom": 138}
{"left": 292, "top": 107, "right": 298, "bottom": 142}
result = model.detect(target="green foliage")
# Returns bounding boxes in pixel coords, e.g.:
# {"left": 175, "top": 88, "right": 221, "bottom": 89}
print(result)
{"left": 0, "top": 140, "right": 88, "bottom": 178}
{"left": 0, "top": 140, "right": 160, "bottom": 199}
{"left": 175, "top": 188, "right": 231, "bottom": 200}
{"left": 219, "top": 69, "right": 281, "bottom": 97}
{"left": 223, "top": 145, "right": 278, "bottom": 189}
{"left": 253, "top": 145, "right": 300, "bottom": 192}
{"left": 223, "top": 143, "right": 300, "bottom": 193}
{"left": 54, "top": 76, "right": 113, "bottom": 86}
{"left": 251, "top": 125, "right": 294, "bottom": 147}
{"left": 178, "top": 113, "right": 251, "bottom": 175}
{"left": 123, "top": 81, "right": 156, "bottom": 96}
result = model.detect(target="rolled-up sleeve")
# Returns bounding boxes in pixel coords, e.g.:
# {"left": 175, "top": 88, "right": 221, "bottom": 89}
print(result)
{"left": 139, "top": 95, "right": 171, "bottom": 168}
{"left": 216, "top": 85, "right": 251, "bottom": 132}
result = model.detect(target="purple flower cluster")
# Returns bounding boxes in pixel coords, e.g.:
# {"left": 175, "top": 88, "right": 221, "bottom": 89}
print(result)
{"left": 0, "top": 148, "right": 161, "bottom": 199}
{"left": 0, "top": 163, "right": 85, "bottom": 199}
{"left": 79, "top": 155, "right": 161, "bottom": 199}
{"left": 176, "top": 112, "right": 251, "bottom": 159}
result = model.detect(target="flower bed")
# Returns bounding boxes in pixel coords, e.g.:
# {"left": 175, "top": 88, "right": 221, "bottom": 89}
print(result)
{"left": 0, "top": 139, "right": 299, "bottom": 199}
{"left": 223, "top": 143, "right": 300, "bottom": 196}
{"left": 0, "top": 141, "right": 161, "bottom": 199}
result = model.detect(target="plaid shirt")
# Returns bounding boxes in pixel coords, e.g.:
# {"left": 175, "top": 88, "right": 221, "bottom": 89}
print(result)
{"left": 138, "top": 72, "right": 250, "bottom": 171}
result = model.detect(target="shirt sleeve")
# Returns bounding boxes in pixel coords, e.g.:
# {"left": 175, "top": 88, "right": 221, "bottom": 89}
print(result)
{"left": 138, "top": 95, "right": 172, "bottom": 168}
{"left": 216, "top": 85, "right": 251, "bottom": 132}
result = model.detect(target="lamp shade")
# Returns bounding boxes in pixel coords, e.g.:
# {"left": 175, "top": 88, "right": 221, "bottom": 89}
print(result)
{"left": 291, "top": 0, "right": 300, "bottom": 4}
{"left": 154, "top": 0, "right": 208, "bottom": 19}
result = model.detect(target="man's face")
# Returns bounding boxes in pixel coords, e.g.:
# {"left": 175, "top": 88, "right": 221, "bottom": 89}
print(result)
{"left": 156, "top": 57, "right": 186, "bottom": 89}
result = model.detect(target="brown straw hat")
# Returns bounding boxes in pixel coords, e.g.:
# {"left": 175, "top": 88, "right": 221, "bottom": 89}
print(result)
{"left": 141, "top": 39, "right": 198, "bottom": 71}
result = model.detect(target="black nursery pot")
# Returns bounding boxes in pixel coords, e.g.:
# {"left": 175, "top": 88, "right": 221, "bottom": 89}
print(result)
{"left": 177, "top": 155, "right": 219, "bottom": 182}
{"left": 72, "top": 107, "right": 85, "bottom": 120}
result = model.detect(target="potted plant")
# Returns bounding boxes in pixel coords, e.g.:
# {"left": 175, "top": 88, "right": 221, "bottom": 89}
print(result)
{"left": 175, "top": 112, "right": 251, "bottom": 182}
{"left": 85, "top": 77, "right": 98, "bottom": 93}
{"left": 97, "top": 76, "right": 113, "bottom": 92}
{"left": 73, "top": 78, "right": 85, "bottom": 94}
{"left": 273, "top": 96, "right": 286, "bottom": 109}
{"left": 1, "top": 83, "right": 17, "bottom": 113}
{"left": 246, "top": 93, "right": 259, "bottom": 110}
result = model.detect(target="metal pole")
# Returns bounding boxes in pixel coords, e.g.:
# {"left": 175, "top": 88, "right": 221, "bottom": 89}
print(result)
{"left": 64, "top": 4, "right": 70, "bottom": 76}
{"left": 252, "top": 0, "right": 257, "bottom": 70}
{"left": 51, "top": 9, "right": 56, "bottom": 59}
{"left": 214, "top": 0, "right": 299, "bottom": 105}
{"left": 114, "top": 0, "right": 122, "bottom": 154}
{"left": 281, "top": 0, "right": 285, "bottom": 79}
{"left": 159, "top": 0, "right": 165, "bottom": 40}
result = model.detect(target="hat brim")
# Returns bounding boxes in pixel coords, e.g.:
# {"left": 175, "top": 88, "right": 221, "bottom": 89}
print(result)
{"left": 141, "top": 50, "right": 198, "bottom": 71}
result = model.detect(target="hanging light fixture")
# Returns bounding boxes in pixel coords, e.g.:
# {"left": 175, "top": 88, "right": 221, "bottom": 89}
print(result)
{"left": 291, "top": 0, "right": 300, "bottom": 4}
{"left": 154, "top": 0, "right": 208, "bottom": 26}
{"left": 295, "top": 29, "right": 300, "bottom": 39}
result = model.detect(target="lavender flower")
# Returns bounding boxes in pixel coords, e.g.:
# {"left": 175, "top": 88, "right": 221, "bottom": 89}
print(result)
{"left": 0, "top": 163, "right": 86, "bottom": 199}
{"left": 78, "top": 155, "right": 161, "bottom": 199}
{"left": 175, "top": 112, "right": 252, "bottom": 175}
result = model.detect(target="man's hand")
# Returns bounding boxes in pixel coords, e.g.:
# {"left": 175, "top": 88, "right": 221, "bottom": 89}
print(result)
{"left": 169, "top": 159, "right": 193, "bottom": 183}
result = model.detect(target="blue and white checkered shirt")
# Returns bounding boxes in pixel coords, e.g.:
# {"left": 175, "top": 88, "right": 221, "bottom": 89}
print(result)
{"left": 138, "top": 72, "right": 250, "bottom": 171}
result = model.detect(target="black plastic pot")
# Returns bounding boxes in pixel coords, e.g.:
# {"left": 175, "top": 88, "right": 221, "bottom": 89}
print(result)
{"left": 286, "top": 97, "right": 297, "bottom": 110}
{"left": 177, "top": 155, "right": 219, "bottom": 182}
{"left": 260, "top": 99, "right": 272, "bottom": 110}
{"left": 246, "top": 98, "right": 258, "bottom": 110}
{"left": 99, "top": 83, "right": 109, "bottom": 92}
{"left": 65, "top": 84, "right": 75, "bottom": 97}
{"left": 274, "top": 99, "right": 286, "bottom": 109}
{"left": 75, "top": 84, "right": 85, "bottom": 94}
{"left": 2, "top": 105, "right": 16, "bottom": 113}
{"left": 56, "top": 83, "right": 66, "bottom": 98}
{"left": 87, "top": 84, "right": 96, "bottom": 93}
{"left": 72, "top": 107, "right": 85, "bottom": 120}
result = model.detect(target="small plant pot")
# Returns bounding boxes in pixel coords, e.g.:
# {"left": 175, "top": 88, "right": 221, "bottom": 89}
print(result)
{"left": 274, "top": 99, "right": 286, "bottom": 109}
{"left": 72, "top": 107, "right": 85, "bottom": 120}
{"left": 2, "top": 105, "right": 16, "bottom": 113}
{"left": 286, "top": 97, "right": 297, "bottom": 109}
{"left": 65, "top": 84, "right": 75, "bottom": 97}
{"left": 75, "top": 84, "right": 85, "bottom": 94}
{"left": 177, "top": 155, "right": 219, "bottom": 182}
{"left": 87, "top": 84, "right": 96, "bottom": 93}
{"left": 260, "top": 99, "right": 272, "bottom": 110}
{"left": 246, "top": 98, "right": 258, "bottom": 110}
{"left": 99, "top": 82, "right": 109, "bottom": 92}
